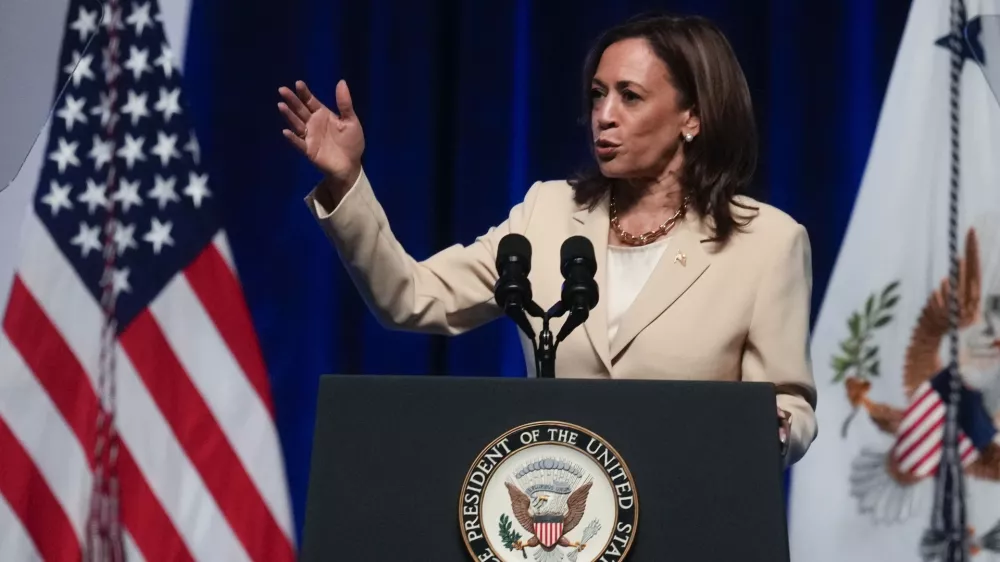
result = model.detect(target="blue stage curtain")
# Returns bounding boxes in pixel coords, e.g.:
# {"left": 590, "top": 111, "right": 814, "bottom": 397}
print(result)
{"left": 181, "top": 0, "right": 913, "bottom": 543}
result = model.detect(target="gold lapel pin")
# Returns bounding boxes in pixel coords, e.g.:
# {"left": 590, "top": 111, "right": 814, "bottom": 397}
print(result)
{"left": 674, "top": 251, "right": 686, "bottom": 266}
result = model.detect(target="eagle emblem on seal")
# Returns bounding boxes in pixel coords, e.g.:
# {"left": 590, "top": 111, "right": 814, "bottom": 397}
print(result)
{"left": 833, "top": 228, "right": 1000, "bottom": 554}
{"left": 500, "top": 458, "right": 601, "bottom": 562}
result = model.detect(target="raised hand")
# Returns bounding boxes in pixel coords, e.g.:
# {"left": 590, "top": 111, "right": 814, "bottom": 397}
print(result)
{"left": 278, "top": 79, "right": 365, "bottom": 193}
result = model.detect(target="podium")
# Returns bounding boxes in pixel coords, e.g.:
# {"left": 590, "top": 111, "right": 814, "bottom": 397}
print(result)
{"left": 300, "top": 375, "right": 790, "bottom": 561}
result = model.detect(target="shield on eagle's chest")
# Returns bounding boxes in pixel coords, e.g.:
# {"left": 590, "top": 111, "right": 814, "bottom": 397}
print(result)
{"left": 534, "top": 519, "right": 564, "bottom": 548}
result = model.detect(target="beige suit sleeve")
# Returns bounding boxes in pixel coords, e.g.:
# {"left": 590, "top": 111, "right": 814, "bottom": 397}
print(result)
{"left": 741, "top": 222, "right": 818, "bottom": 468}
{"left": 304, "top": 168, "right": 543, "bottom": 335}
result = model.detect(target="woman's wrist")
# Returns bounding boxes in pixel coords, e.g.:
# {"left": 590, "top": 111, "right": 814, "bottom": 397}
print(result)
{"left": 318, "top": 167, "right": 361, "bottom": 208}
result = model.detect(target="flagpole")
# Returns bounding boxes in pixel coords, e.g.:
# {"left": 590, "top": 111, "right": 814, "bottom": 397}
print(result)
{"left": 85, "top": 0, "right": 126, "bottom": 560}
{"left": 924, "top": 1, "right": 970, "bottom": 561}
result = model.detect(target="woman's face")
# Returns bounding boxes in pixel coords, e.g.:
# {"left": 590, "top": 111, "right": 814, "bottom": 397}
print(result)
{"left": 590, "top": 37, "right": 698, "bottom": 179}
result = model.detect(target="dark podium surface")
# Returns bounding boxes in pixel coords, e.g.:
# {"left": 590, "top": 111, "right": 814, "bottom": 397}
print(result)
{"left": 300, "top": 375, "right": 789, "bottom": 561}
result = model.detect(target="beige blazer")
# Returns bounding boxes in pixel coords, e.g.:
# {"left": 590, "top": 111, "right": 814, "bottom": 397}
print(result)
{"left": 305, "top": 168, "right": 818, "bottom": 467}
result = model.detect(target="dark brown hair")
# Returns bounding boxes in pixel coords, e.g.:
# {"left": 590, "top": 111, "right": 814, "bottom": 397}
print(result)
{"left": 570, "top": 12, "right": 758, "bottom": 244}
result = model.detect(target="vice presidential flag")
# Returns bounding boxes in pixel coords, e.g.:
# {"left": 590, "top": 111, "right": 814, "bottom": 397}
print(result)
{"left": 0, "top": 0, "right": 295, "bottom": 560}
{"left": 788, "top": 0, "right": 1000, "bottom": 560}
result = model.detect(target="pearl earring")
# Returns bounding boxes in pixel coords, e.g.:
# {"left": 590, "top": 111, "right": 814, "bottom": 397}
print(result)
{"left": 683, "top": 132, "right": 694, "bottom": 142}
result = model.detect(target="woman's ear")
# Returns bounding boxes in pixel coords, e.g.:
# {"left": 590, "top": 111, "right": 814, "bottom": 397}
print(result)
{"left": 682, "top": 107, "right": 701, "bottom": 140}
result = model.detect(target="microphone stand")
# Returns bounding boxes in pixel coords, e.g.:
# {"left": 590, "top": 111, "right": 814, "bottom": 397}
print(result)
{"left": 523, "top": 300, "right": 584, "bottom": 379}
{"left": 536, "top": 303, "right": 563, "bottom": 379}
{"left": 507, "top": 300, "right": 549, "bottom": 377}
{"left": 514, "top": 300, "right": 560, "bottom": 379}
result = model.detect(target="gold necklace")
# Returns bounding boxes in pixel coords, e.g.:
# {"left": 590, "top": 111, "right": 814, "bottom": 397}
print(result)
{"left": 609, "top": 193, "right": 687, "bottom": 246}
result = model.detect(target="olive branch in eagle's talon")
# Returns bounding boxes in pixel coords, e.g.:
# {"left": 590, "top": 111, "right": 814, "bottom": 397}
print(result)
{"left": 831, "top": 280, "right": 900, "bottom": 437}
{"left": 499, "top": 513, "right": 527, "bottom": 558}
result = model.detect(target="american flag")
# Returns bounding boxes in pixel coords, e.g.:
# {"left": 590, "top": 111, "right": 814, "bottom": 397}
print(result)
{"left": 891, "top": 367, "right": 997, "bottom": 478}
{"left": 0, "top": 1, "right": 295, "bottom": 560}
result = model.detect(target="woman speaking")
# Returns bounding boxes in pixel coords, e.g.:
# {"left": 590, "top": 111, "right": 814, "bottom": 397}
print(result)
{"left": 277, "top": 13, "right": 817, "bottom": 467}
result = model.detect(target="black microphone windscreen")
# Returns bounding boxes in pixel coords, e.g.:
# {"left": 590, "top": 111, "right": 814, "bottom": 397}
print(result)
{"left": 497, "top": 233, "right": 532, "bottom": 271}
{"left": 560, "top": 236, "right": 596, "bottom": 276}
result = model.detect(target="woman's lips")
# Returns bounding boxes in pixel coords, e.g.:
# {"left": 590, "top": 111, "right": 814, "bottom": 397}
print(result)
{"left": 595, "top": 139, "right": 620, "bottom": 157}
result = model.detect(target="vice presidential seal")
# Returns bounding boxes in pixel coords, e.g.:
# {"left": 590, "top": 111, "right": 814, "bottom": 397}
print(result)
{"left": 459, "top": 421, "right": 638, "bottom": 562}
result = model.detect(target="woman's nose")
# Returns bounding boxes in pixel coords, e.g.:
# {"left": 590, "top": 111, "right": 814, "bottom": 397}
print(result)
{"left": 595, "top": 100, "right": 618, "bottom": 129}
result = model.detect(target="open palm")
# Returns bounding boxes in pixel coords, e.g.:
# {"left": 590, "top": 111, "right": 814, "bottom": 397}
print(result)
{"left": 278, "top": 79, "right": 365, "bottom": 189}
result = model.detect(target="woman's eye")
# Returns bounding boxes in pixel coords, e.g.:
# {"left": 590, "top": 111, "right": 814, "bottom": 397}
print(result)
{"left": 589, "top": 88, "right": 605, "bottom": 99}
{"left": 622, "top": 90, "right": 640, "bottom": 102}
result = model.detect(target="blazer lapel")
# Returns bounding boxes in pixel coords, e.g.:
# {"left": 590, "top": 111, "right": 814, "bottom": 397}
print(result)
{"left": 608, "top": 213, "right": 712, "bottom": 360}
{"left": 572, "top": 201, "right": 613, "bottom": 374}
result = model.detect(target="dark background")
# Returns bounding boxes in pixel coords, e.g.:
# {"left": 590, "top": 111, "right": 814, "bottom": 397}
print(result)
{"left": 180, "top": 0, "right": 914, "bottom": 543}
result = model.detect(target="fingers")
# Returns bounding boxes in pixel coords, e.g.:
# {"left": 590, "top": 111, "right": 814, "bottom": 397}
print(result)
{"left": 296, "top": 80, "right": 325, "bottom": 114}
{"left": 279, "top": 79, "right": 354, "bottom": 121}
{"left": 335, "top": 79, "right": 355, "bottom": 120}
{"left": 277, "top": 102, "right": 307, "bottom": 136}
{"left": 278, "top": 85, "right": 312, "bottom": 124}
{"left": 281, "top": 129, "right": 307, "bottom": 153}
{"left": 777, "top": 407, "right": 791, "bottom": 426}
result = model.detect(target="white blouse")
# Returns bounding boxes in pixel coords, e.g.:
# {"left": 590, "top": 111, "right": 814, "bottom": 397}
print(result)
{"left": 606, "top": 237, "right": 671, "bottom": 342}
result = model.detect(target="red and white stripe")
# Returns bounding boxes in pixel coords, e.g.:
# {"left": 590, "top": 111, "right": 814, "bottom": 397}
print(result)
{"left": 535, "top": 521, "right": 564, "bottom": 548}
{"left": 0, "top": 210, "right": 295, "bottom": 560}
{"left": 892, "top": 380, "right": 978, "bottom": 477}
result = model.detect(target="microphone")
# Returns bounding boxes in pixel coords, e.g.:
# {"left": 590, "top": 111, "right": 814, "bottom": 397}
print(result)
{"left": 555, "top": 236, "right": 599, "bottom": 342}
{"left": 493, "top": 233, "right": 597, "bottom": 379}
{"left": 494, "top": 234, "right": 540, "bottom": 339}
